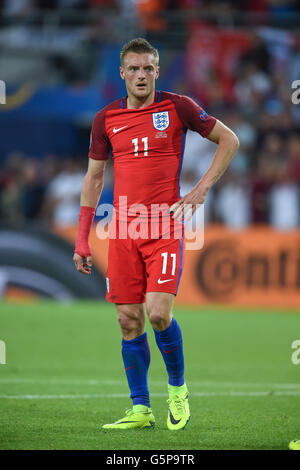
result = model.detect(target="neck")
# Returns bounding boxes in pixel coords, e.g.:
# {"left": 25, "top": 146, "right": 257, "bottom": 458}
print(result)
{"left": 127, "top": 90, "right": 156, "bottom": 109}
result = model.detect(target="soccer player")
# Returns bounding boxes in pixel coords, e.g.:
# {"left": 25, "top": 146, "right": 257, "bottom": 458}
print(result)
{"left": 73, "top": 38, "right": 239, "bottom": 431}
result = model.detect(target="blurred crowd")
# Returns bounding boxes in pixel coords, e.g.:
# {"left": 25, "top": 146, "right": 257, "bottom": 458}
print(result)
{"left": 0, "top": 152, "right": 113, "bottom": 227}
{"left": 1, "top": 1, "right": 300, "bottom": 32}
{"left": 1, "top": 27, "right": 300, "bottom": 230}
{"left": 179, "top": 28, "right": 300, "bottom": 229}
{"left": 0, "top": 1, "right": 299, "bottom": 230}
{"left": 1, "top": 0, "right": 300, "bottom": 16}
{"left": 0, "top": 152, "right": 114, "bottom": 227}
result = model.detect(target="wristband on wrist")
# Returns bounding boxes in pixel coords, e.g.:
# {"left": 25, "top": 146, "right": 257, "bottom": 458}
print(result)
{"left": 74, "top": 206, "right": 95, "bottom": 257}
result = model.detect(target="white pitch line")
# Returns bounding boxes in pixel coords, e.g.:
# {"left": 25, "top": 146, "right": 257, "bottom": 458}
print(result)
{"left": 1, "top": 391, "right": 300, "bottom": 400}
{"left": 0, "top": 378, "right": 300, "bottom": 389}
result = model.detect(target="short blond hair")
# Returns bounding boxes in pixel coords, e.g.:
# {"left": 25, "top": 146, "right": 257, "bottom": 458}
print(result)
{"left": 120, "top": 38, "right": 159, "bottom": 66}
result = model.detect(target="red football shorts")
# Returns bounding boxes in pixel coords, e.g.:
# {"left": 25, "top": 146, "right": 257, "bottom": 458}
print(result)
{"left": 105, "top": 217, "right": 184, "bottom": 304}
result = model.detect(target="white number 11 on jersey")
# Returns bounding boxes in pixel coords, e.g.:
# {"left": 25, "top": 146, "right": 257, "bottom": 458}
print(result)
{"left": 132, "top": 137, "right": 148, "bottom": 157}
{"left": 161, "top": 252, "right": 176, "bottom": 276}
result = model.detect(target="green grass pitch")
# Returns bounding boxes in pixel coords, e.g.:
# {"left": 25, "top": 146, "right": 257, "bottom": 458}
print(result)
{"left": 0, "top": 300, "right": 299, "bottom": 450}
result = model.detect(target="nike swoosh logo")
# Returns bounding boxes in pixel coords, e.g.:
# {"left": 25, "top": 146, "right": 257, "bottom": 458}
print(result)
{"left": 117, "top": 420, "right": 140, "bottom": 424}
{"left": 169, "top": 410, "right": 181, "bottom": 425}
{"left": 157, "top": 278, "right": 173, "bottom": 284}
{"left": 113, "top": 126, "right": 128, "bottom": 133}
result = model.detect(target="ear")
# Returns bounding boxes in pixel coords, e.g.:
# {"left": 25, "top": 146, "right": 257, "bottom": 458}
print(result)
{"left": 155, "top": 66, "right": 160, "bottom": 80}
{"left": 120, "top": 66, "right": 125, "bottom": 81}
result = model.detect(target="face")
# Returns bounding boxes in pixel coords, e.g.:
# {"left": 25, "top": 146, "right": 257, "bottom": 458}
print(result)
{"left": 120, "top": 52, "right": 159, "bottom": 100}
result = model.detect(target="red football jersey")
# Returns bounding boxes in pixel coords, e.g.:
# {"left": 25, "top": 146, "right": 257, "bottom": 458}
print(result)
{"left": 88, "top": 90, "right": 216, "bottom": 218}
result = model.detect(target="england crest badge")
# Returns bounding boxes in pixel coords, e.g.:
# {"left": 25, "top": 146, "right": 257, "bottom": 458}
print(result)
{"left": 152, "top": 111, "right": 169, "bottom": 131}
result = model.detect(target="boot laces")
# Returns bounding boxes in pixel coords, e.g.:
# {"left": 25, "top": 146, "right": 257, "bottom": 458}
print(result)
{"left": 167, "top": 395, "right": 185, "bottom": 414}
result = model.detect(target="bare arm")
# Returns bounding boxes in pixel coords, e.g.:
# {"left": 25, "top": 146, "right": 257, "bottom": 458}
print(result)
{"left": 73, "top": 158, "right": 107, "bottom": 274}
{"left": 170, "top": 120, "right": 239, "bottom": 220}
{"left": 80, "top": 158, "right": 107, "bottom": 208}
{"left": 200, "top": 120, "right": 240, "bottom": 188}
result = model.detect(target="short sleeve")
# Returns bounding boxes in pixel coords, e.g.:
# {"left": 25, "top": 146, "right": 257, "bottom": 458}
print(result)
{"left": 173, "top": 95, "right": 217, "bottom": 138}
{"left": 88, "top": 110, "right": 111, "bottom": 160}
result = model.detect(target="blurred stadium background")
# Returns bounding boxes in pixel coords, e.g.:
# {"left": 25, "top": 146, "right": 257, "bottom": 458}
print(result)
{"left": 0, "top": 0, "right": 300, "bottom": 307}
{"left": 1, "top": 0, "right": 300, "bottom": 451}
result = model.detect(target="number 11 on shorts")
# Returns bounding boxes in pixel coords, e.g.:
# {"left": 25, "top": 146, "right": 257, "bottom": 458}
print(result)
{"left": 161, "top": 252, "right": 176, "bottom": 275}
